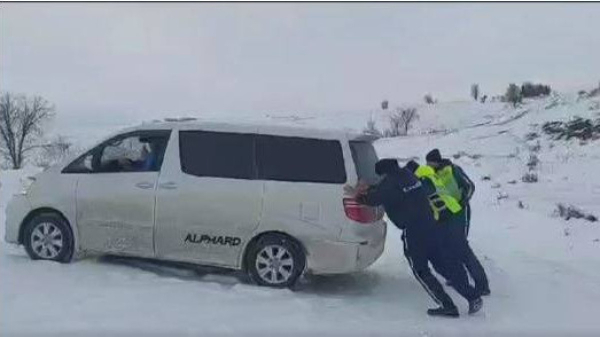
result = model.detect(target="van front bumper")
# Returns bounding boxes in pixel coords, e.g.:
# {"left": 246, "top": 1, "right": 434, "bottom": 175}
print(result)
{"left": 4, "top": 194, "right": 31, "bottom": 244}
{"left": 305, "top": 233, "right": 385, "bottom": 275}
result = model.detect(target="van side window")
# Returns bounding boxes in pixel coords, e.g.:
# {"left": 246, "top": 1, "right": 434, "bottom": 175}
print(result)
{"left": 179, "top": 131, "right": 256, "bottom": 179}
{"left": 256, "top": 135, "right": 346, "bottom": 184}
{"left": 62, "top": 131, "right": 170, "bottom": 174}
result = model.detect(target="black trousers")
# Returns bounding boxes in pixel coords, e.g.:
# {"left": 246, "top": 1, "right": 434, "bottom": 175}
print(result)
{"left": 402, "top": 230, "right": 479, "bottom": 309}
{"left": 436, "top": 209, "right": 490, "bottom": 293}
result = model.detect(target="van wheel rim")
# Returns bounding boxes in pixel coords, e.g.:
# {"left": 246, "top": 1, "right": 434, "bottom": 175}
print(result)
{"left": 30, "top": 222, "right": 63, "bottom": 259}
{"left": 255, "top": 245, "right": 294, "bottom": 284}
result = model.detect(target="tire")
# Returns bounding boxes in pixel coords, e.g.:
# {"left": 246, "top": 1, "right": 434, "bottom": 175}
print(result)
{"left": 23, "top": 213, "right": 74, "bottom": 263}
{"left": 246, "top": 234, "right": 305, "bottom": 288}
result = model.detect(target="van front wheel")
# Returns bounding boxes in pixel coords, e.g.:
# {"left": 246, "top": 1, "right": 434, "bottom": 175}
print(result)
{"left": 23, "top": 213, "right": 73, "bottom": 263}
{"left": 247, "top": 234, "right": 305, "bottom": 288}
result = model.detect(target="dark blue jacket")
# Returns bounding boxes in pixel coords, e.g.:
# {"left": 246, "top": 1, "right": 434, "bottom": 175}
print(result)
{"left": 357, "top": 167, "right": 437, "bottom": 239}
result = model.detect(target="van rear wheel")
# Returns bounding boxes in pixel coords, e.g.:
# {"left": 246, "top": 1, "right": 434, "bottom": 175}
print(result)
{"left": 247, "top": 234, "right": 305, "bottom": 288}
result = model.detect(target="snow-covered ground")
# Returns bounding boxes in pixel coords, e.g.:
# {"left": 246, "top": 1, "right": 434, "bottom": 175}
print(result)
{"left": 2, "top": 93, "right": 600, "bottom": 336}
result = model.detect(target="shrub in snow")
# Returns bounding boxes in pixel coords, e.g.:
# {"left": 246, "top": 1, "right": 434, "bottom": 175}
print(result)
{"left": 522, "top": 172, "right": 538, "bottom": 183}
{"left": 555, "top": 203, "right": 598, "bottom": 222}
{"left": 527, "top": 153, "right": 540, "bottom": 171}
{"left": 521, "top": 82, "right": 552, "bottom": 98}
{"left": 423, "top": 94, "right": 435, "bottom": 105}
{"left": 491, "top": 95, "right": 505, "bottom": 103}
{"left": 452, "top": 151, "right": 482, "bottom": 160}
{"left": 525, "top": 132, "right": 539, "bottom": 141}
{"left": 542, "top": 121, "right": 563, "bottom": 136}
{"left": 471, "top": 84, "right": 479, "bottom": 101}
{"left": 496, "top": 192, "right": 509, "bottom": 201}
{"left": 588, "top": 82, "right": 600, "bottom": 98}
{"left": 542, "top": 117, "right": 600, "bottom": 141}
{"left": 481, "top": 175, "right": 492, "bottom": 181}
{"left": 505, "top": 83, "right": 523, "bottom": 107}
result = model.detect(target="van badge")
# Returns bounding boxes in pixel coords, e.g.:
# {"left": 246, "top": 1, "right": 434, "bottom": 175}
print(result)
{"left": 184, "top": 233, "right": 241, "bottom": 246}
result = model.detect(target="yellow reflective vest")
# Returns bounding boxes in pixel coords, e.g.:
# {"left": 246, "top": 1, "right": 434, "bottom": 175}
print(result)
{"left": 414, "top": 165, "right": 462, "bottom": 220}
{"left": 435, "top": 165, "right": 463, "bottom": 202}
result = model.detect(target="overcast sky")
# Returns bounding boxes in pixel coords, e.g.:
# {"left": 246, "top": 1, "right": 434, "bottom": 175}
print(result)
{"left": 2, "top": 2, "right": 600, "bottom": 123}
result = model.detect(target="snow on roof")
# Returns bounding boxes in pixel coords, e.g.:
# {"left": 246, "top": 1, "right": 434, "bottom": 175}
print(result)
{"left": 132, "top": 117, "right": 366, "bottom": 141}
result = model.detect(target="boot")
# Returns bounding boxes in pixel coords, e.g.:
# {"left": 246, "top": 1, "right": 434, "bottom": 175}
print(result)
{"left": 468, "top": 297, "right": 483, "bottom": 314}
{"left": 427, "top": 306, "right": 459, "bottom": 318}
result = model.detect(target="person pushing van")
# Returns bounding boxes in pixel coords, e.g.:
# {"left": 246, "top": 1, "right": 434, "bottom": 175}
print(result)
{"left": 425, "top": 149, "right": 490, "bottom": 296}
{"left": 352, "top": 159, "right": 483, "bottom": 317}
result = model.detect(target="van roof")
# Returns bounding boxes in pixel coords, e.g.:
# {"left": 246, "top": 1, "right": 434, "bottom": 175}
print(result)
{"left": 121, "top": 118, "right": 375, "bottom": 142}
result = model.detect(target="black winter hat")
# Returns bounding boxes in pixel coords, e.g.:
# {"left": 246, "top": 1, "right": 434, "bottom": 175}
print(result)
{"left": 375, "top": 159, "right": 400, "bottom": 175}
{"left": 405, "top": 160, "right": 419, "bottom": 173}
{"left": 426, "top": 149, "right": 442, "bottom": 163}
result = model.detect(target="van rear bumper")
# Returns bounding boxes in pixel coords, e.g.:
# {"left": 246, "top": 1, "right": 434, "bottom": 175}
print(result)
{"left": 304, "top": 224, "right": 386, "bottom": 274}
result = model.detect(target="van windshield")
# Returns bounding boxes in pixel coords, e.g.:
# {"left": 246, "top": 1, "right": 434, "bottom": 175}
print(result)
{"left": 349, "top": 141, "right": 379, "bottom": 185}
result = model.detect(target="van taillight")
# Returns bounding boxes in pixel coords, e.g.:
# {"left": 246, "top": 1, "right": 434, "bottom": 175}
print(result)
{"left": 343, "top": 198, "right": 383, "bottom": 224}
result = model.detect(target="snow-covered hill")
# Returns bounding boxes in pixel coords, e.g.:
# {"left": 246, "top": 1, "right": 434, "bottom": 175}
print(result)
{"left": 2, "top": 92, "right": 600, "bottom": 336}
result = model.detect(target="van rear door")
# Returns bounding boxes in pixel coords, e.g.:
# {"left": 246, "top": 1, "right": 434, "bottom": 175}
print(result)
{"left": 341, "top": 140, "right": 386, "bottom": 252}
{"left": 342, "top": 140, "right": 385, "bottom": 224}
{"left": 256, "top": 134, "right": 348, "bottom": 243}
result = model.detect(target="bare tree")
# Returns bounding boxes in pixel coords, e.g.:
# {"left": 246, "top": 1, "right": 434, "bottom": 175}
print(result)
{"left": 0, "top": 93, "right": 55, "bottom": 169}
{"left": 387, "top": 107, "right": 419, "bottom": 137}
{"left": 471, "top": 84, "right": 479, "bottom": 101}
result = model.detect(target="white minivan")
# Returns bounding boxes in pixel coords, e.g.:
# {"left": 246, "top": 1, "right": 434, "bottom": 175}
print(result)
{"left": 5, "top": 120, "right": 386, "bottom": 287}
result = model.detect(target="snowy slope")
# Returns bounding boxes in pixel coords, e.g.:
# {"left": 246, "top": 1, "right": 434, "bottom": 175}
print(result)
{"left": 2, "top": 93, "right": 600, "bottom": 336}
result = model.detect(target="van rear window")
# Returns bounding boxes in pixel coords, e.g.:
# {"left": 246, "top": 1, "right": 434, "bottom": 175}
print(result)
{"left": 256, "top": 135, "right": 346, "bottom": 184}
{"left": 179, "top": 130, "right": 346, "bottom": 184}
{"left": 350, "top": 141, "right": 379, "bottom": 184}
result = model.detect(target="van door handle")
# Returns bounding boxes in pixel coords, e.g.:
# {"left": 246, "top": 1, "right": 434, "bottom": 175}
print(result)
{"left": 135, "top": 182, "right": 155, "bottom": 189}
{"left": 159, "top": 182, "right": 178, "bottom": 190}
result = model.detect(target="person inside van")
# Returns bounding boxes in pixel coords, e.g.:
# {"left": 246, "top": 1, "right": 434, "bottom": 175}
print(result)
{"left": 115, "top": 137, "right": 162, "bottom": 172}
{"left": 354, "top": 159, "right": 483, "bottom": 317}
